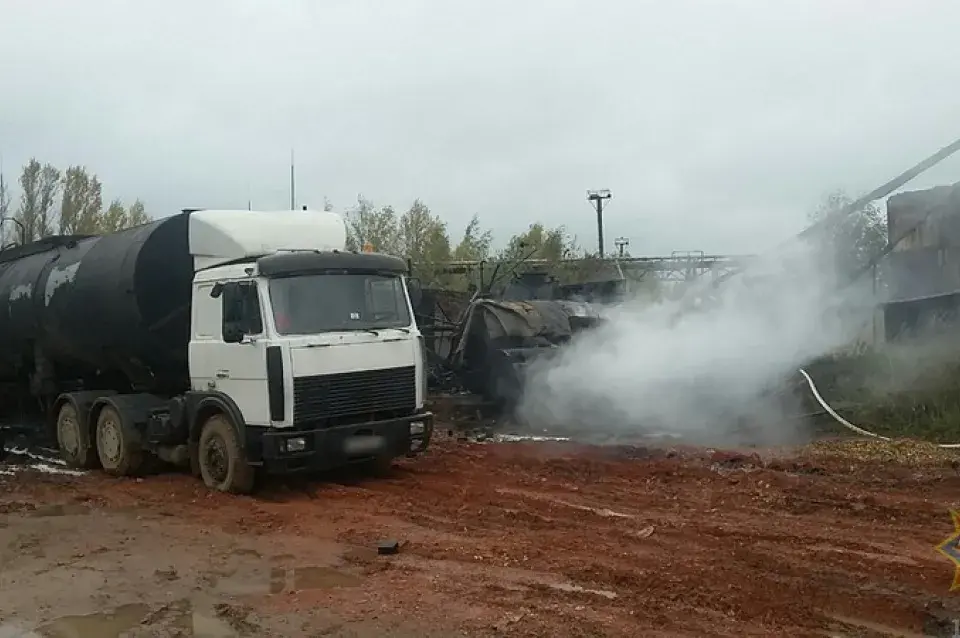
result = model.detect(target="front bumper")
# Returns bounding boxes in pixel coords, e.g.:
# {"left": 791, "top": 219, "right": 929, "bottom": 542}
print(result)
{"left": 254, "top": 411, "right": 434, "bottom": 474}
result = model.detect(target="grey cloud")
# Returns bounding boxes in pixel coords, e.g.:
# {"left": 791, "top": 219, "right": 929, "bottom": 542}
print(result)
{"left": 2, "top": 0, "right": 959, "bottom": 255}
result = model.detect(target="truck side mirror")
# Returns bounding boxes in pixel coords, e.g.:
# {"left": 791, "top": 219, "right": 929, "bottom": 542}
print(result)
{"left": 407, "top": 277, "right": 423, "bottom": 308}
{"left": 210, "top": 282, "right": 225, "bottom": 298}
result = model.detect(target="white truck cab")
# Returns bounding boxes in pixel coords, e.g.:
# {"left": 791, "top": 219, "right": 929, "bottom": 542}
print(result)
{"left": 182, "top": 209, "right": 432, "bottom": 486}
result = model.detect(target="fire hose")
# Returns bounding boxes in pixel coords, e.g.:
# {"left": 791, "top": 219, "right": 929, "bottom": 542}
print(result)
{"left": 797, "top": 368, "right": 960, "bottom": 449}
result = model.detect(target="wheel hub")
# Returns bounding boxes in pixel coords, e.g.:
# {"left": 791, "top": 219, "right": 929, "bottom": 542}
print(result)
{"left": 58, "top": 415, "right": 79, "bottom": 456}
{"left": 204, "top": 436, "right": 229, "bottom": 483}
{"left": 98, "top": 418, "right": 122, "bottom": 463}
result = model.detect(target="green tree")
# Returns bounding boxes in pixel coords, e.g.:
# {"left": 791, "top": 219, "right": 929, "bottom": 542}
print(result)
{"left": 343, "top": 195, "right": 400, "bottom": 254}
{"left": 499, "top": 223, "right": 578, "bottom": 262}
{"left": 809, "top": 189, "right": 887, "bottom": 281}
{"left": 100, "top": 198, "right": 150, "bottom": 233}
{"left": 99, "top": 199, "right": 128, "bottom": 233}
{"left": 452, "top": 214, "right": 493, "bottom": 261}
{"left": 8, "top": 159, "right": 150, "bottom": 242}
{"left": 59, "top": 165, "right": 103, "bottom": 234}
{"left": 14, "top": 159, "right": 61, "bottom": 241}
{"left": 398, "top": 199, "right": 451, "bottom": 285}
{"left": 127, "top": 199, "right": 149, "bottom": 227}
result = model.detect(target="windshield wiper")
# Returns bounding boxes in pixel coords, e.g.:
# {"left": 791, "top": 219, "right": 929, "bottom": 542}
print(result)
{"left": 346, "top": 327, "right": 412, "bottom": 335}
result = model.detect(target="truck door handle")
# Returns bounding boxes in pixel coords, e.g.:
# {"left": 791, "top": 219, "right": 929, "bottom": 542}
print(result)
{"left": 215, "top": 369, "right": 230, "bottom": 379}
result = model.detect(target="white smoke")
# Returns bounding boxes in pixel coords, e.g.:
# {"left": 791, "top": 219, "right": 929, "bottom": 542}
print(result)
{"left": 514, "top": 238, "right": 877, "bottom": 446}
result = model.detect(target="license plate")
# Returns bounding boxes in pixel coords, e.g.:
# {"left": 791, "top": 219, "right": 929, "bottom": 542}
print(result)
{"left": 343, "top": 435, "right": 385, "bottom": 455}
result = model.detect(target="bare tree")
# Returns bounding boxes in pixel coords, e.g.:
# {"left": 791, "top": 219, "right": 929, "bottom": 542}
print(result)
{"left": 809, "top": 189, "right": 887, "bottom": 282}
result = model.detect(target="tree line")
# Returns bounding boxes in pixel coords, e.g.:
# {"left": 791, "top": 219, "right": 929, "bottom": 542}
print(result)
{"left": 0, "top": 158, "right": 150, "bottom": 247}
{"left": 341, "top": 195, "right": 589, "bottom": 289}
{"left": 0, "top": 160, "right": 589, "bottom": 291}
{"left": 0, "top": 158, "right": 585, "bottom": 291}
{"left": 0, "top": 156, "right": 885, "bottom": 295}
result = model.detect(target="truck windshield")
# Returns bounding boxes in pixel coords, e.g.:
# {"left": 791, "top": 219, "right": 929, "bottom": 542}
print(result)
{"left": 268, "top": 273, "right": 411, "bottom": 335}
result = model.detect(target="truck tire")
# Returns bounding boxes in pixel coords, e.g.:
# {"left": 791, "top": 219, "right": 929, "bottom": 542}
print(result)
{"left": 95, "top": 405, "right": 143, "bottom": 476}
{"left": 56, "top": 402, "right": 99, "bottom": 469}
{"left": 198, "top": 414, "right": 254, "bottom": 494}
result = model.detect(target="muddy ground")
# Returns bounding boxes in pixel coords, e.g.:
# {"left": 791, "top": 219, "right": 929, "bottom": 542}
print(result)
{"left": 2, "top": 434, "right": 960, "bottom": 637}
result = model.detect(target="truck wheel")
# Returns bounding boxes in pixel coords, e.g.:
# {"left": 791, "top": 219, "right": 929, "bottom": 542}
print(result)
{"left": 198, "top": 415, "right": 254, "bottom": 494}
{"left": 56, "top": 402, "right": 98, "bottom": 469}
{"left": 96, "top": 405, "right": 143, "bottom": 476}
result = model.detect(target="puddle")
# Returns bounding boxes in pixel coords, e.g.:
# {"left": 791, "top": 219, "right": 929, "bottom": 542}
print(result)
{"left": 270, "top": 566, "right": 362, "bottom": 593}
{"left": 2, "top": 599, "right": 245, "bottom": 638}
{"left": 24, "top": 464, "right": 85, "bottom": 477}
{"left": 1, "top": 443, "right": 83, "bottom": 477}
{"left": 36, "top": 603, "right": 150, "bottom": 637}
{"left": 491, "top": 434, "right": 572, "bottom": 443}
{"left": 0, "top": 623, "right": 43, "bottom": 638}
{"left": 3, "top": 445, "right": 67, "bottom": 466}
{"left": 189, "top": 611, "right": 238, "bottom": 638}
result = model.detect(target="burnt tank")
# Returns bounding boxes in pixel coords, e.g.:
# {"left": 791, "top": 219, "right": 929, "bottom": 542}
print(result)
{"left": 0, "top": 213, "right": 195, "bottom": 394}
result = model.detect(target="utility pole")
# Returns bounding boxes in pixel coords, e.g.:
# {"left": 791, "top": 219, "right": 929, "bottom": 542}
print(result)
{"left": 614, "top": 236, "right": 629, "bottom": 258}
{"left": 586, "top": 189, "right": 612, "bottom": 258}
{"left": 289, "top": 149, "right": 296, "bottom": 210}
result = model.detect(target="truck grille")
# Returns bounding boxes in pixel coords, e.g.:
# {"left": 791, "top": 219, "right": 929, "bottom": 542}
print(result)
{"left": 293, "top": 365, "right": 416, "bottom": 427}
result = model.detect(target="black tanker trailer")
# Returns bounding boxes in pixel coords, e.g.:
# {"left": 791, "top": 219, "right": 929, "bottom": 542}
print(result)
{"left": 0, "top": 209, "right": 433, "bottom": 493}
{"left": 0, "top": 213, "right": 194, "bottom": 404}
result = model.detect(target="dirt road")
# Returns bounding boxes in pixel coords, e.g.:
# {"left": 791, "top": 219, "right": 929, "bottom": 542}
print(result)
{"left": 2, "top": 434, "right": 960, "bottom": 637}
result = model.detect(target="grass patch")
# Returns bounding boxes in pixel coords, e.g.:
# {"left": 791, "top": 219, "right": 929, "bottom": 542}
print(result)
{"left": 801, "top": 338, "right": 960, "bottom": 443}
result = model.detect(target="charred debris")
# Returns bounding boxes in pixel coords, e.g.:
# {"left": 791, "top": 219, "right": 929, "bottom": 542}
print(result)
{"left": 412, "top": 251, "right": 623, "bottom": 420}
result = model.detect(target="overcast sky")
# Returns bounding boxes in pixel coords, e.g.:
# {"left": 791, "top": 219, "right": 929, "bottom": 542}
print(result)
{"left": 1, "top": 0, "right": 959, "bottom": 255}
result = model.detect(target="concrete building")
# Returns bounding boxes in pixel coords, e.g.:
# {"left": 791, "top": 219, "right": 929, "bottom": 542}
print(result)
{"left": 881, "top": 181, "right": 960, "bottom": 340}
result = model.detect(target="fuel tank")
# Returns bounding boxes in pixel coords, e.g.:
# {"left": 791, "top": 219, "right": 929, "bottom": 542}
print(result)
{"left": 0, "top": 213, "right": 194, "bottom": 389}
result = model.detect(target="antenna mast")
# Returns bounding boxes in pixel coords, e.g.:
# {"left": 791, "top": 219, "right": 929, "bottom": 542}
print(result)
{"left": 289, "top": 149, "right": 296, "bottom": 210}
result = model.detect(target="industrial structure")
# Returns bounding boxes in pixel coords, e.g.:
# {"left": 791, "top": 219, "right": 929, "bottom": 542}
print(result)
{"left": 433, "top": 251, "right": 752, "bottom": 286}
{"left": 881, "top": 181, "right": 960, "bottom": 340}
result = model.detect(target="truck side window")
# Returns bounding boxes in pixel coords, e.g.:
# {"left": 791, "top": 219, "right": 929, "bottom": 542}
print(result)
{"left": 367, "top": 278, "right": 401, "bottom": 320}
{"left": 222, "top": 282, "right": 263, "bottom": 336}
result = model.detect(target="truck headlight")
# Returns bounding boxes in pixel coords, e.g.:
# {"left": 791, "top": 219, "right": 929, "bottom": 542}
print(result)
{"left": 284, "top": 437, "right": 307, "bottom": 453}
{"left": 410, "top": 421, "right": 425, "bottom": 436}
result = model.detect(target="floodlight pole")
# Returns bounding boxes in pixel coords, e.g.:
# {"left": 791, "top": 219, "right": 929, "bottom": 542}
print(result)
{"left": 587, "top": 189, "right": 612, "bottom": 258}
{"left": 614, "top": 236, "right": 629, "bottom": 258}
